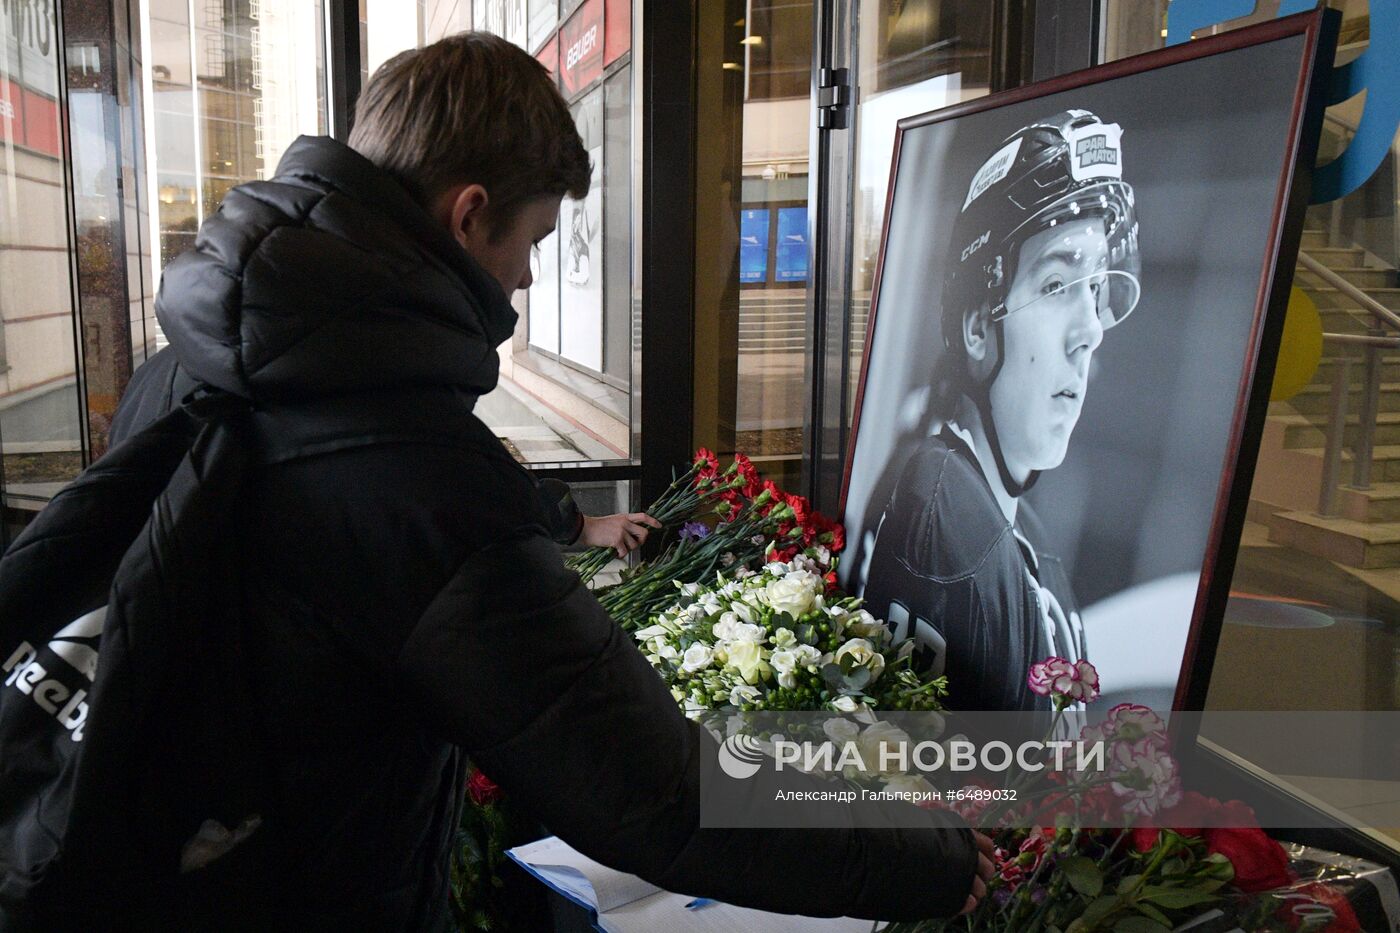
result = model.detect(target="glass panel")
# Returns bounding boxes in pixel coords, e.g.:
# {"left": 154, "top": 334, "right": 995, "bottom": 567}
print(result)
{"left": 138, "top": 0, "right": 329, "bottom": 358}
{"left": 560, "top": 89, "right": 604, "bottom": 372}
{"left": 528, "top": 0, "right": 557, "bottom": 51}
{"left": 365, "top": 3, "right": 638, "bottom": 465}
{"left": 0, "top": 0, "right": 84, "bottom": 507}
{"left": 847, "top": 0, "right": 993, "bottom": 423}
{"left": 603, "top": 65, "right": 631, "bottom": 383}
{"left": 1097, "top": 0, "right": 1400, "bottom": 849}
{"left": 694, "top": 0, "right": 813, "bottom": 491}
{"left": 423, "top": 0, "right": 474, "bottom": 44}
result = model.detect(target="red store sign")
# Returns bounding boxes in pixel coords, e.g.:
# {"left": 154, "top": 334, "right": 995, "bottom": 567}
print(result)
{"left": 558, "top": 0, "right": 603, "bottom": 98}
{"left": 1, "top": 80, "right": 61, "bottom": 159}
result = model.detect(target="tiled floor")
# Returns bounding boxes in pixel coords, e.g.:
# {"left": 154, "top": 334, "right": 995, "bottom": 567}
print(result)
{"left": 1278, "top": 774, "right": 1400, "bottom": 845}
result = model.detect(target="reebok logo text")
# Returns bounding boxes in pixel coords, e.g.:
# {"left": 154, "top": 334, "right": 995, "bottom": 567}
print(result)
{"left": 2, "top": 606, "right": 105, "bottom": 742}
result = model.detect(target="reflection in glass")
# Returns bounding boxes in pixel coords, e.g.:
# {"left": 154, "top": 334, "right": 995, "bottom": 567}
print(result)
{"left": 847, "top": 1, "right": 993, "bottom": 422}
{"left": 0, "top": 0, "right": 84, "bottom": 503}
{"left": 139, "top": 0, "right": 328, "bottom": 359}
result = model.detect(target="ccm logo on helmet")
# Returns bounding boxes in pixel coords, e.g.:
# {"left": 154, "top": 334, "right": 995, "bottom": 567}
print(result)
{"left": 961, "top": 230, "right": 991, "bottom": 263}
{"left": 1, "top": 606, "right": 104, "bottom": 742}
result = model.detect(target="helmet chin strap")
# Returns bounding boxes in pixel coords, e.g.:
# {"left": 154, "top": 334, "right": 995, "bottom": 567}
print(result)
{"left": 972, "top": 317, "right": 1039, "bottom": 500}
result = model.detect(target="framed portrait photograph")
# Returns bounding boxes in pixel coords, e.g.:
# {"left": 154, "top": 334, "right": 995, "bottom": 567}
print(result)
{"left": 840, "top": 11, "right": 1338, "bottom": 715}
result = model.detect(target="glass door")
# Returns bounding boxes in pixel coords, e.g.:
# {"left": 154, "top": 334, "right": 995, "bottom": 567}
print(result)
{"left": 805, "top": 0, "right": 997, "bottom": 513}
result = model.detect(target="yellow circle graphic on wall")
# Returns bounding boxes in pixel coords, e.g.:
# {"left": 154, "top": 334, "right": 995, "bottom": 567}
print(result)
{"left": 1270, "top": 287, "right": 1323, "bottom": 402}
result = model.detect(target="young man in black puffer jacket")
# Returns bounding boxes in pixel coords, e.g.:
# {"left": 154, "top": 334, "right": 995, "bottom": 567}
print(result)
{"left": 108, "top": 32, "right": 992, "bottom": 930}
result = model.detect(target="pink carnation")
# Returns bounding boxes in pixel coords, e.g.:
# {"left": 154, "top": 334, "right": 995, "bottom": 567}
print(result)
{"left": 1027, "top": 657, "right": 1100, "bottom": 703}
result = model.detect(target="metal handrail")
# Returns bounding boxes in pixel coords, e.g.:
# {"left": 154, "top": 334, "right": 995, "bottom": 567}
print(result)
{"left": 1322, "top": 332, "right": 1400, "bottom": 348}
{"left": 1323, "top": 111, "right": 1357, "bottom": 139}
{"left": 1298, "top": 251, "right": 1400, "bottom": 333}
{"left": 1305, "top": 248, "right": 1400, "bottom": 515}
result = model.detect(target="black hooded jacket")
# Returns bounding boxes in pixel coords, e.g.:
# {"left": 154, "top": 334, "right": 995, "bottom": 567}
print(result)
{"left": 111, "top": 136, "right": 977, "bottom": 929}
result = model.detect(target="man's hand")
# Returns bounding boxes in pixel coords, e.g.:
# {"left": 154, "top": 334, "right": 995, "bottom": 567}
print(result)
{"left": 580, "top": 512, "right": 663, "bottom": 558}
{"left": 959, "top": 831, "right": 996, "bottom": 916}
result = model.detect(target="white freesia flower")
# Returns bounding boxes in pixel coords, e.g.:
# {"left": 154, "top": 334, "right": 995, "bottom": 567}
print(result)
{"left": 733, "top": 600, "right": 758, "bottom": 621}
{"left": 728, "top": 622, "right": 766, "bottom": 643}
{"left": 654, "top": 643, "right": 679, "bottom": 662}
{"left": 726, "top": 640, "right": 770, "bottom": 684}
{"left": 830, "top": 695, "right": 860, "bottom": 713}
{"left": 681, "top": 643, "right": 714, "bottom": 673}
{"left": 792, "top": 644, "right": 823, "bottom": 668}
{"left": 635, "top": 623, "right": 672, "bottom": 641}
{"left": 835, "top": 637, "right": 886, "bottom": 683}
{"left": 769, "top": 648, "right": 797, "bottom": 675}
{"left": 772, "top": 627, "right": 797, "bottom": 649}
{"left": 729, "top": 684, "right": 762, "bottom": 707}
{"left": 711, "top": 614, "right": 741, "bottom": 641}
{"left": 846, "top": 610, "right": 890, "bottom": 643}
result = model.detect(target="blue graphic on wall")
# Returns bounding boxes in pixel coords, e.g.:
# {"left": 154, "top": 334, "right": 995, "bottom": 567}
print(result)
{"left": 740, "top": 209, "right": 770, "bottom": 284}
{"left": 1165, "top": 0, "right": 1399, "bottom": 203}
{"left": 775, "top": 207, "right": 809, "bottom": 283}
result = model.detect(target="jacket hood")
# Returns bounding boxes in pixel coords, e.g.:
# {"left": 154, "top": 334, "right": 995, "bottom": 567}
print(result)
{"left": 155, "top": 136, "right": 518, "bottom": 404}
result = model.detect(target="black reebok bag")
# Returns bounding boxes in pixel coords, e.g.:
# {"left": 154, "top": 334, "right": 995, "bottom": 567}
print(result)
{"left": 0, "top": 394, "right": 274, "bottom": 929}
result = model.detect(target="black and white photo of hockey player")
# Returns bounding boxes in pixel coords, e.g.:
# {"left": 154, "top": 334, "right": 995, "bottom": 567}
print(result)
{"left": 860, "top": 109, "right": 1141, "bottom": 715}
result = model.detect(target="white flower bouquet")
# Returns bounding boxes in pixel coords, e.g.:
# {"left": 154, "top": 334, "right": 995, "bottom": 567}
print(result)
{"left": 634, "top": 555, "right": 948, "bottom": 716}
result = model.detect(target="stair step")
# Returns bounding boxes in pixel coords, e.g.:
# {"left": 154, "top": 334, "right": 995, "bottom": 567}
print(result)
{"left": 1301, "top": 230, "right": 1330, "bottom": 250}
{"left": 1300, "top": 246, "right": 1367, "bottom": 265}
{"left": 1291, "top": 383, "right": 1400, "bottom": 415}
{"left": 1274, "top": 411, "right": 1400, "bottom": 450}
{"left": 1335, "top": 482, "right": 1400, "bottom": 523}
{"left": 1314, "top": 356, "right": 1400, "bottom": 381}
{"left": 1297, "top": 267, "right": 1397, "bottom": 290}
{"left": 1267, "top": 510, "right": 1400, "bottom": 568}
{"left": 1285, "top": 443, "right": 1400, "bottom": 483}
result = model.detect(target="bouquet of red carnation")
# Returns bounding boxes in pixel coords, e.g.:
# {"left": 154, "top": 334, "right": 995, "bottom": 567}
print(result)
{"left": 568, "top": 448, "right": 847, "bottom": 631}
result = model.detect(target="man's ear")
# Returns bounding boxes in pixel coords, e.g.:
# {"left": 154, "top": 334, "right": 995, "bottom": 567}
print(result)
{"left": 962, "top": 304, "right": 991, "bottom": 362}
{"left": 437, "top": 183, "right": 492, "bottom": 249}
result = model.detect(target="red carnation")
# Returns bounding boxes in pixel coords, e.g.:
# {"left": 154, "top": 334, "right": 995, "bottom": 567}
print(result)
{"left": 817, "top": 519, "right": 846, "bottom": 554}
{"left": 1204, "top": 827, "right": 1292, "bottom": 893}
{"left": 467, "top": 768, "right": 503, "bottom": 806}
{"left": 733, "top": 453, "right": 763, "bottom": 498}
{"left": 786, "top": 494, "right": 812, "bottom": 528}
